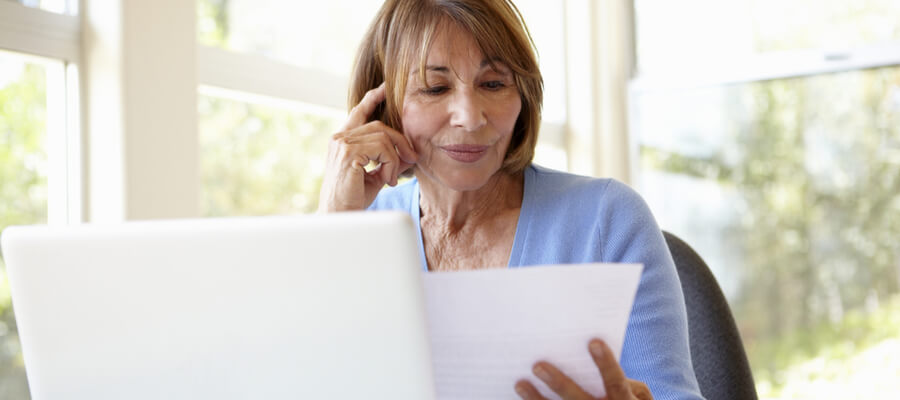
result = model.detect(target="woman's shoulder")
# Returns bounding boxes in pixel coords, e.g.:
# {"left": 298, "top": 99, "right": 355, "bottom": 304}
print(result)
{"left": 526, "top": 164, "right": 646, "bottom": 211}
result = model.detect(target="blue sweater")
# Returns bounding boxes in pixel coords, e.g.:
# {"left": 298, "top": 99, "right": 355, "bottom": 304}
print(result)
{"left": 369, "top": 164, "right": 704, "bottom": 399}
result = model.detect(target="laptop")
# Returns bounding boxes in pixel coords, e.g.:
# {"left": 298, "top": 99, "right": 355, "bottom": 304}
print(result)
{"left": 0, "top": 211, "right": 436, "bottom": 400}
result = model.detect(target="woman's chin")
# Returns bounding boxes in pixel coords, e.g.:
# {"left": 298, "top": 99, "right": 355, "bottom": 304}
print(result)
{"left": 418, "top": 166, "right": 499, "bottom": 192}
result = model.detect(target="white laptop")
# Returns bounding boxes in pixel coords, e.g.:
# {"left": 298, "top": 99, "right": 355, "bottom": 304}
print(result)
{"left": 0, "top": 211, "right": 436, "bottom": 400}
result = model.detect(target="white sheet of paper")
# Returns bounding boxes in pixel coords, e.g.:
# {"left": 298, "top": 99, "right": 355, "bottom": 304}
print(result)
{"left": 422, "top": 263, "right": 643, "bottom": 400}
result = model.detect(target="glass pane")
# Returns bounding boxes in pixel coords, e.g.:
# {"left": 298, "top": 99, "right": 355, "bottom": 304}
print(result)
{"left": 0, "top": 51, "right": 50, "bottom": 400}
{"left": 199, "top": 89, "right": 341, "bottom": 217}
{"left": 634, "top": 0, "right": 900, "bottom": 75}
{"left": 7, "top": 0, "right": 73, "bottom": 14}
{"left": 633, "top": 66, "right": 900, "bottom": 398}
{"left": 197, "top": 0, "right": 383, "bottom": 76}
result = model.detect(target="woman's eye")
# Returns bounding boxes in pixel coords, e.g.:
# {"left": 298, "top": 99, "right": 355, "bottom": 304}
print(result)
{"left": 422, "top": 86, "right": 449, "bottom": 95}
{"left": 483, "top": 81, "right": 506, "bottom": 90}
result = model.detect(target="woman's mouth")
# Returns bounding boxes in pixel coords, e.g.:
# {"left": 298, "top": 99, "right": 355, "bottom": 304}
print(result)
{"left": 440, "top": 144, "right": 490, "bottom": 163}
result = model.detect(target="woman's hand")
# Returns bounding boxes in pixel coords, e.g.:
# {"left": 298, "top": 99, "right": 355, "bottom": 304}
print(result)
{"left": 515, "top": 339, "right": 652, "bottom": 400}
{"left": 318, "top": 84, "right": 418, "bottom": 212}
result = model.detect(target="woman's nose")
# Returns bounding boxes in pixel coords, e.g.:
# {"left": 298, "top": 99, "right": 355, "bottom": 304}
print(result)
{"left": 449, "top": 89, "right": 487, "bottom": 132}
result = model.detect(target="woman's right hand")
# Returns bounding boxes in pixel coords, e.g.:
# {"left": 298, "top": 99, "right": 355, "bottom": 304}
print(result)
{"left": 318, "top": 84, "right": 418, "bottom": 212}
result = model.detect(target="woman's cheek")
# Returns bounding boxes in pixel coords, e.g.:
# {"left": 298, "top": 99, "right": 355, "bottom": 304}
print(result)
{"left": 402, "top": 102, "right": 441, "bottom": 140}
{"left": 490, "top": 98, "right": 521, "bottom": 135}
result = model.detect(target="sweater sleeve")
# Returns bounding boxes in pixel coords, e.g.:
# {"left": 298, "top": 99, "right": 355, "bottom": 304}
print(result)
{"left": 599, "top": 181, "right": 704, "bottom": 400}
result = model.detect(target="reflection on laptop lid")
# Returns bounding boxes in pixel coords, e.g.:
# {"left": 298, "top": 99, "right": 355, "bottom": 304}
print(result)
{"left": 1, "top": 211, "right": 436, "bottom": 400}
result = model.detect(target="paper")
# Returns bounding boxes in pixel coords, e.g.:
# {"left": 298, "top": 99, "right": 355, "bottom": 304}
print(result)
{"left": 423, "top": 263, "right": 643, "bottom": 400}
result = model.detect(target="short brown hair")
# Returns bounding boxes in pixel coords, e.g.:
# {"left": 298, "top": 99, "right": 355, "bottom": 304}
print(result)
{"left": 349, "top": 0, "right": 543, "bottom": 174}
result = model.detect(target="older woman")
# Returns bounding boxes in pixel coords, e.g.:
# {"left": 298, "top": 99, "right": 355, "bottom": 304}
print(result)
{"left": 318, "top": 0, "right": 704, "bottom": 399}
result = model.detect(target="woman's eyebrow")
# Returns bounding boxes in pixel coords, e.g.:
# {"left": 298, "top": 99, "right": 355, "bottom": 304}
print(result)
{"left": 409, "top": 65, "right": 450, "bottom": 75}
{"left": 481, "top": 58, "right": 511, "bottom": 73}
{"left": 409, "top": 59, "right": 508, "bottom": 75}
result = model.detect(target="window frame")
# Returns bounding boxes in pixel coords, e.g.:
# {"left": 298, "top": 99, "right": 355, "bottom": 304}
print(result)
{"left": 0, "top": 1, "right": 82, "bottom": 224}
{"left": 196, "top": 44, "right": 346, "bottom": 111}
{"left": 629, "top": 41, "right": 900, "bottom": 93}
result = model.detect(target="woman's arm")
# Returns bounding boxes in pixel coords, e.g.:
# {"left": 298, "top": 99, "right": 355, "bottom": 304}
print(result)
{"left": 599, "top": 181, "right": 704, "bottom": 399}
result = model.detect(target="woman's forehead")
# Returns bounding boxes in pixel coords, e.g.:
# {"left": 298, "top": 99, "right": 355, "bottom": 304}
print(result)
{"left": 428, "top": 23, "right": 482, "bottom": 61}
{"left": 408, "top": 58, "right": 510, "bottom": 76}
{"left": 409, "top": 25, "right": 510, "bottom": 74}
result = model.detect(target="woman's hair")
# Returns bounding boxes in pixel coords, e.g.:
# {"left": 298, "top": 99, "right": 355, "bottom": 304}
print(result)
{"left": 349, "top": 0, "right": 543, "bottom": 174}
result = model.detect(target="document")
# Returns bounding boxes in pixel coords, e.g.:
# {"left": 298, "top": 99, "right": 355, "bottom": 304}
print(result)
{"left": 423, "top": 263, "right": 642, "bottom": 400}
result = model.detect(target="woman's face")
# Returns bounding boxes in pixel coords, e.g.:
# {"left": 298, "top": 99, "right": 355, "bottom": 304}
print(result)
{"left": 401, "top": 23, "right": 522, "bottom": 192}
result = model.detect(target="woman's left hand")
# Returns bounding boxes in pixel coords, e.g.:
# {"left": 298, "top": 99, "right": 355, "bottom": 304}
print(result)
{"left": 514, "top": 339, "right": 653, "bottom": 400}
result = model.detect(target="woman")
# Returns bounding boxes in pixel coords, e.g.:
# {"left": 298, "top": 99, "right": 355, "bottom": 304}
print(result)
{"left": 318, "top": 0, "right": 704, "bottom": 399}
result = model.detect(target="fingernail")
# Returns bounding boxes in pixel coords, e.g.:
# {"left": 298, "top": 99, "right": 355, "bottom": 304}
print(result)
{"left": 533, "top": 364, "right": 552, "bottom": 383}
{"left": 514, "top": 384, "right": 528, "bottom": 398}
{"left": 589, "top": 340, "right": 604, "bottom": 357}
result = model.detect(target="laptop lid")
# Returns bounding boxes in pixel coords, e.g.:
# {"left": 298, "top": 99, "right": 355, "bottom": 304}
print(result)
{"left": 1, "top": 211, "right": 436, "bottom": 400}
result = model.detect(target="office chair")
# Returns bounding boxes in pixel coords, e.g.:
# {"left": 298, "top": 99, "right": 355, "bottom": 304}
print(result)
{"left": 663, "top": 231, "right": 759, "bottom": 400}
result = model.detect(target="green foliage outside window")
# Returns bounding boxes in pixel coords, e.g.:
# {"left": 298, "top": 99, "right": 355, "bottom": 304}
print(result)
{"left": 199, "top": 95, "right": 338, "bottom": 216}
{"left": 0, "top": 60, "right": 47, "bottom": 400}
{"left": 640, "top": 67, "right": 900, "bottom": 397}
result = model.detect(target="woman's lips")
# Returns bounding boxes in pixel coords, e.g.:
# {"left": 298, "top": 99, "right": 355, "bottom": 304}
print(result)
{"left": 440, "top": 144, "right": 489, "bottom": 163}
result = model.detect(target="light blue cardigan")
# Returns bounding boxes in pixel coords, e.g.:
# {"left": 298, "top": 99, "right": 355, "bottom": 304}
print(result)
{"left": 369, "top": 164, "right": 704, "bottom": 399}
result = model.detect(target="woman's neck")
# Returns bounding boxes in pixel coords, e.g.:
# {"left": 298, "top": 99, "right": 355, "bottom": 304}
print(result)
{"left": 417, "top": 171, "right": 524, "bottom": 232}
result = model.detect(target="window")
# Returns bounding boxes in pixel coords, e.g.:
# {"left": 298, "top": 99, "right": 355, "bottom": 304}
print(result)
{"left": 197, "top": 0, "right": 382, "bottom": 76}
{"left": 0, "top": 51, "right": 52, "bottom": 400}
{"left": 632, "top": 0, "right": 900, "bottom": 397}
{"left": 198, "top": 89, "right": 340, "bottom": 216}
{"left": 0, "top": 2, "right": 80, "bottom": 398}
{"left": 196, "top": 0, "right": 376, "bottom": 216}
{"left": 7, "top": 0, "right": 74, "bottom": 15}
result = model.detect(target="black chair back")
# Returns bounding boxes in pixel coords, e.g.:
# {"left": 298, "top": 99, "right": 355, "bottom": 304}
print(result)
{"left": 663, "top": 231, "right": 758, "bottom": 400}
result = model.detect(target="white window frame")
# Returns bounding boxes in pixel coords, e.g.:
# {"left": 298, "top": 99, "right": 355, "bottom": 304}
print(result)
{"left": 0, "top": 1, "right": 82, "bottom": 225}
{"left": 196, "top": 45, "right": 347, "bottom": 112}
{"left": 629, "top": 41, "right": 900, "bottom": 93}
{"left": 560, "top": 0, "right": 636, "bottom": 182}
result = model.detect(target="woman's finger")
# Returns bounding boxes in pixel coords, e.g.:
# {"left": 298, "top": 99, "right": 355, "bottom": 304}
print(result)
{"left": 342, "top": 83, "right": 417, "bottom": 165}
{"left": 372, "top": 154, "right": 399, "bottom": 187}
{"left": 515, "top": 379, "right": 548, "bottom": 400}
{"left": 588, "top": 339, "right": 634, "bottom": 399}
{"left": 531, "top": 361, "right": 594, "bottom": 400}
{"left": 339, "top": 122, "right": 418, "bottom": 166}
{"left": 344, "top": 83, "right": 386, "bottom": 130}
{"left": 363, "top": 121, "right": 418, "bottom": 164}
{"left": 331, "top": 135, "right": 399, "bottom": 186}
{"left": 345, "top": 131, "right": 405, "bottom": 185}
{"left": 627, "top": 379, "right": 652, "bottom": 400}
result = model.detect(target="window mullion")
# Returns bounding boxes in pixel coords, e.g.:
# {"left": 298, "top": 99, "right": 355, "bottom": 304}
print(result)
{"left": 0, "top": 1, "right": 80, "bottom": 62}
{"left": 196, "top": 44, "right": 348, "bottom": 111}
{"left": 631, "top": 42, "right": 900, "bottom": 93}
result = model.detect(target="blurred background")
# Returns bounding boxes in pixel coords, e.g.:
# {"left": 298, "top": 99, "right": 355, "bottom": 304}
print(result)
{"left": 1, "top": 0, "right": 898, "bottom": 398}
